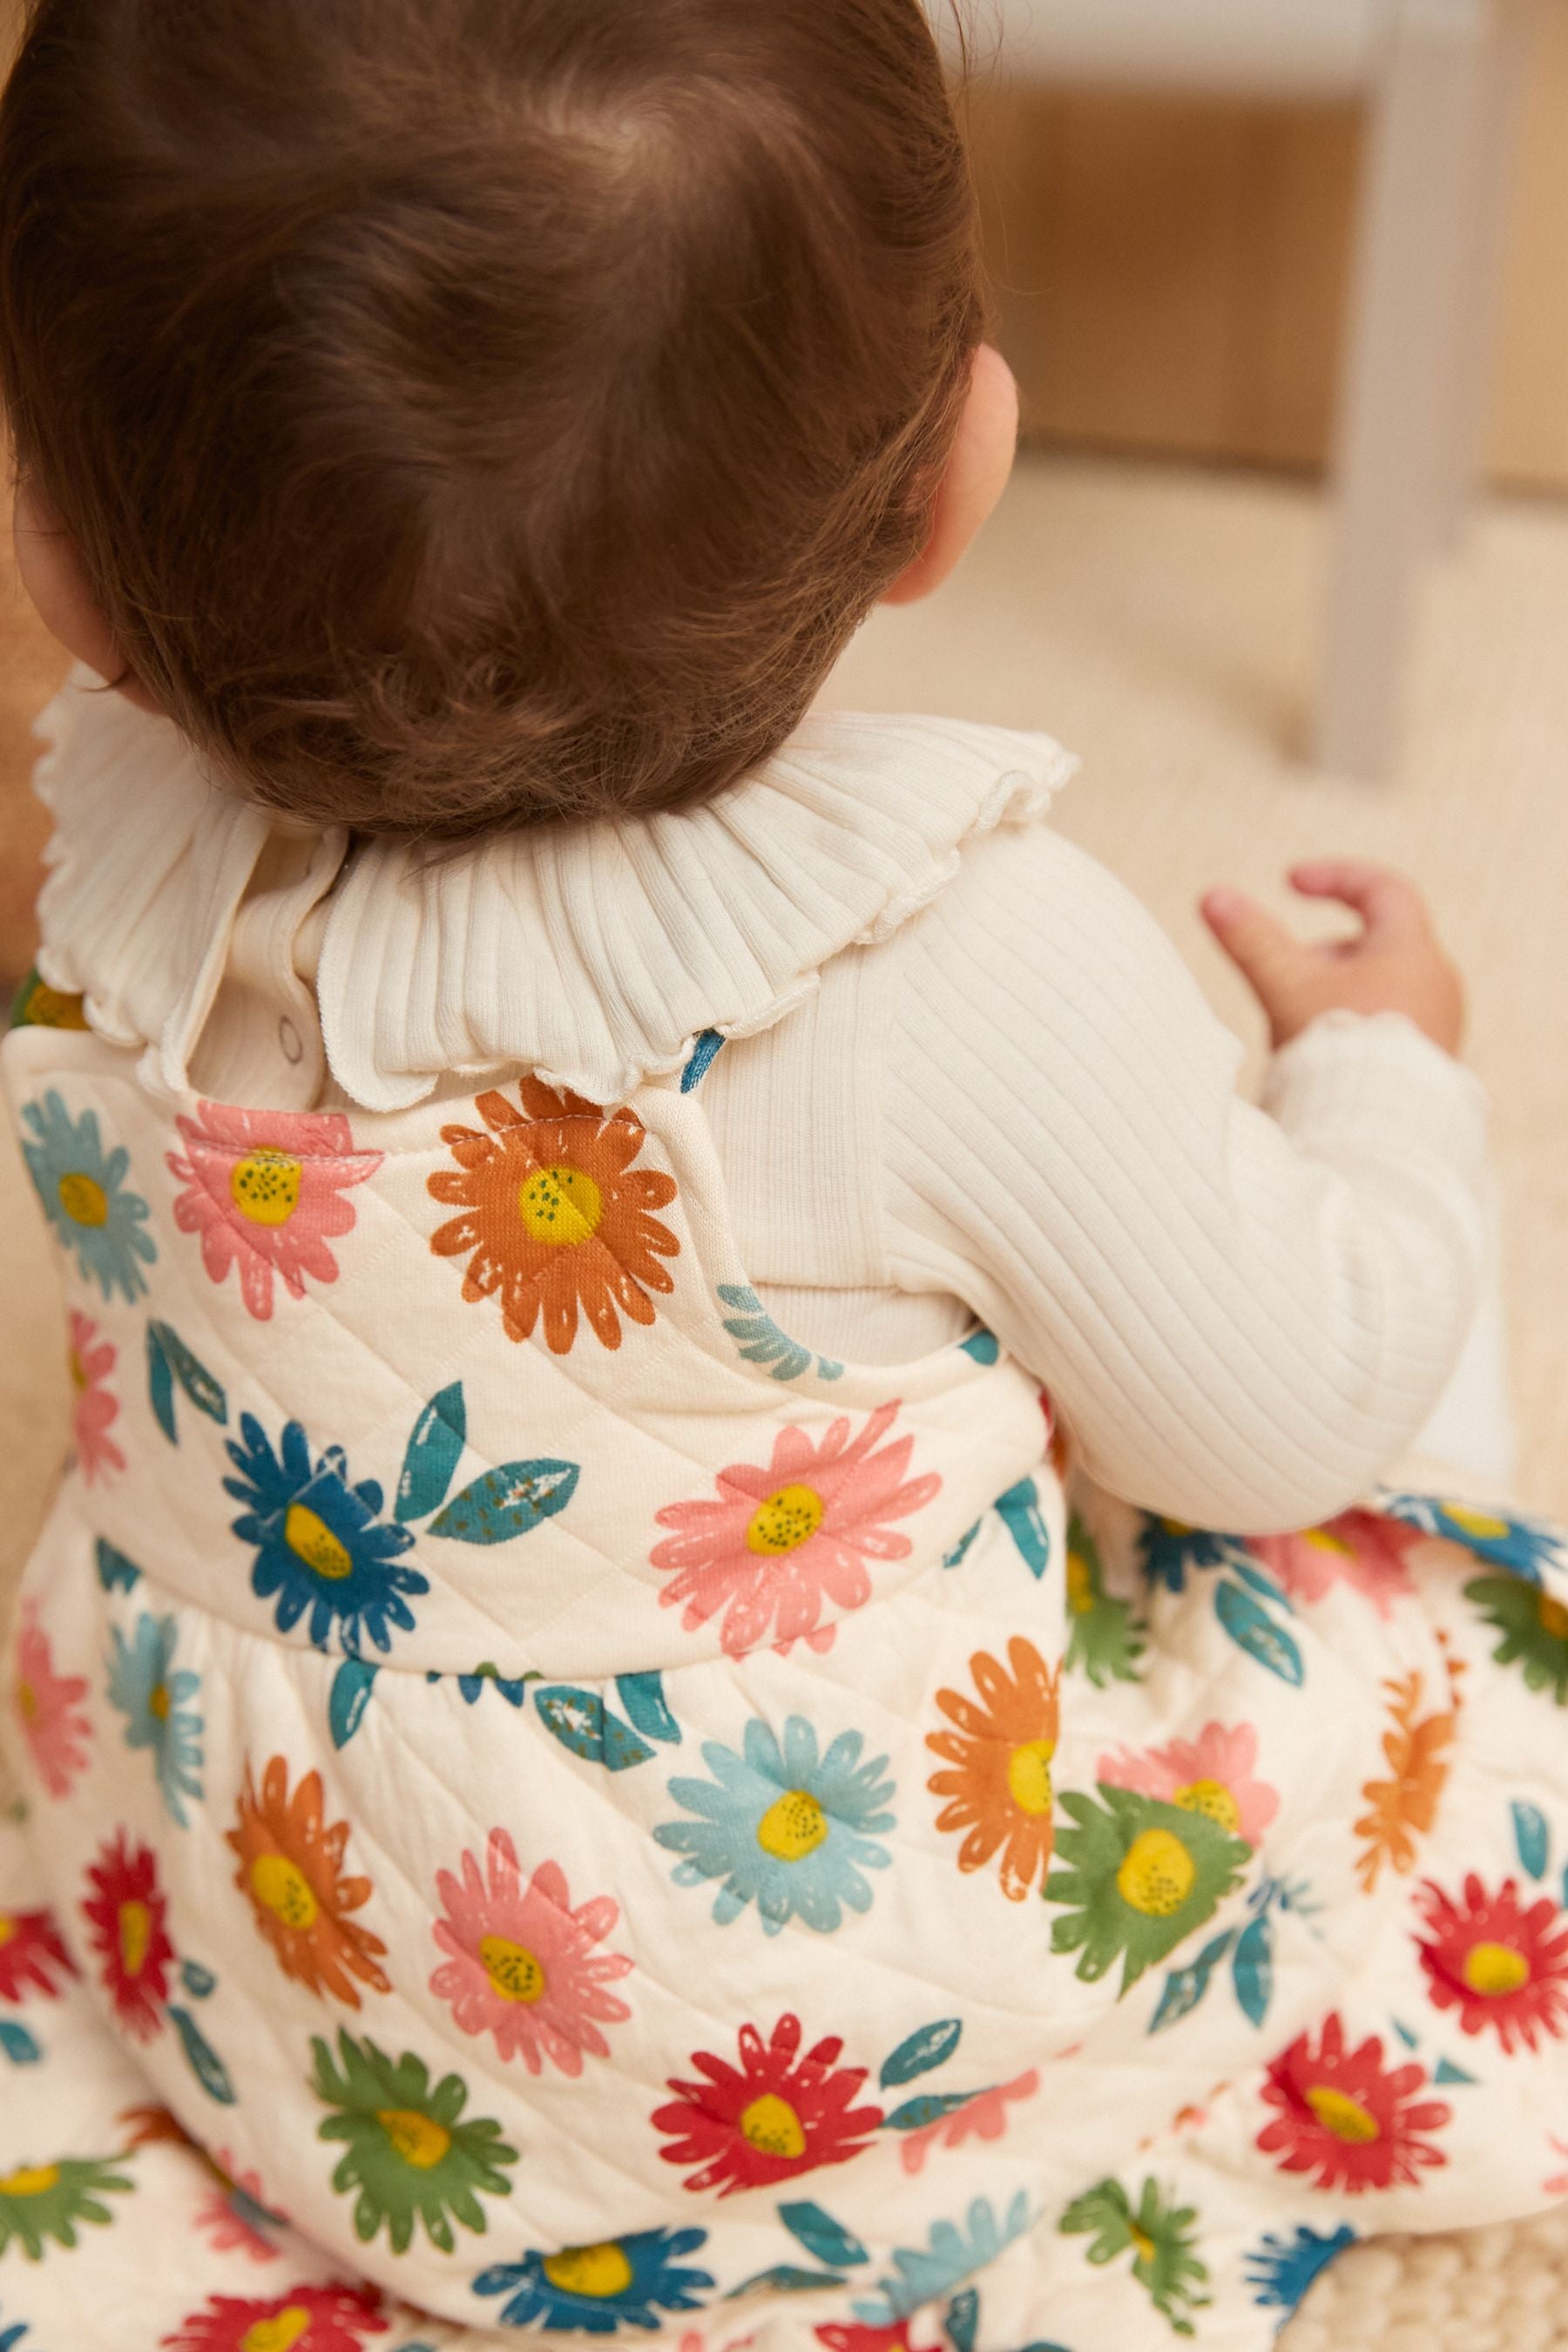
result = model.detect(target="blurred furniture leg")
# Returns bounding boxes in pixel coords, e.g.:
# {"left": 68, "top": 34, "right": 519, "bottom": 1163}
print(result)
{"left": 1316, "top": 0, "right": 1509, "bottom": 776}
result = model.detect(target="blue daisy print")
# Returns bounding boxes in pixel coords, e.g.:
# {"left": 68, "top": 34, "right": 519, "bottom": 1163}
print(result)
{"left": 224, "top": 1412, "right": 429, "bottom": 1653}
{"left": 20, "top": 1090, "right": 157, "bottom": 1303}
{"left": 0, "top": 2315, "right": 30, "bottom": 2352}
{"left": 105, "top": 1611, "right": 204, "bottom": 1826}
{"left": 1377, "top": 1490, "right": 1566, "bottom": 1582}
{"left": 655, "top": 1714, "right": 895, "bottom": 1935}
{"left": 853, "top": 2193, "right": 1032, "bottom": 2325}
{"left": 475, "top": 2228, "right": 713, "bottom": 2333}
{"left": 716, "top": 1286, "right": 844, "bottom": 1383}
{"left": 1244, "top": 2224, "right": 1355, "bottom": 2317}
{"left": 1139, "top": 1517, "right": 1236, "bottom": 1595}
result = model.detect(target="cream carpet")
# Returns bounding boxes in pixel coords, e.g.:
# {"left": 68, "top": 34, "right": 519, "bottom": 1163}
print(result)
{"left": 2, "top": 453, "right": 1566, "bottom": 2340}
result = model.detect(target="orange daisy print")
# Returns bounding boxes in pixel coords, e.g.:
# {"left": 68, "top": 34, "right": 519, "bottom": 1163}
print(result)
{"left": 1353, "top": 1667, "right": 1459, "bottom": 1895}
{"left": 926, "top": 1637, "right": 1062, "bottom": 1901}
{"left": 428, "top": 1080, "right": 679, "bottom": 1353}
{"left": 226, "top": 1757, "right": 390, "bottom": 2006}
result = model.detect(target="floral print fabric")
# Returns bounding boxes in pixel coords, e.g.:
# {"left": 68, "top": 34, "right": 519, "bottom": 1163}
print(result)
{"left": 7, "top": 1032, "right": 1568, "bottom": 2351}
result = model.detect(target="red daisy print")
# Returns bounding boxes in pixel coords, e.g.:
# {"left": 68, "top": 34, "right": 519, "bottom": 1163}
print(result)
{"left": 0, "top": 1907, "right": 77, "bottom": 2004}
{"left": 1416, "top": 1874, "right": 1568, "bottom": 2054}
{"left": 160, "top": 2283, "right": 389, "bottom": 2352}
{"left": 81, "top": 1829, "right": 174, "bottom": 2042}
{"left": 1257, "top": 2012, "right": 1450, "bottom": 2193}
{"left": 818, "top": 2328, "right": 921, "bottom": 2352}
{"left": 653, "top": 2012, "right": 883, "bottom": 2197}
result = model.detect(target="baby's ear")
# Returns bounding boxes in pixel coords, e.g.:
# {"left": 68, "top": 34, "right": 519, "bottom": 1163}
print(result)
{"left": 11, "top": 477, "right": 161, "bottom": 710}
{"left": 881, "top": 343, "right": 1018, "bottom": 608}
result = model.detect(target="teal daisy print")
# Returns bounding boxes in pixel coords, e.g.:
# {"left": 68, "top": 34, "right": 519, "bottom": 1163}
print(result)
{"left": 852, "top": 2193, "right": 1031, "bottom": 2324}
{"left": 716, "top": 1287, "right": 843, "bottom": 1383}
{"left": 474, "top": 2228, "right": 713, "bottom": 2333}
{"left": 655, "top": 1715, "right": 895, "bottom": 1934}
{"left": 1379, "top": 1490, "right": 1567, "bottom": 1581}
{"left": 1245, "top": 2224, "right": 1355, "bottom": 2317}
{"left": 19, "top": 1091, "right": 156, "bottom": 1303}
{"left": 105, "top": 1611, "right": 204, "bottom": 1826}
{"left": 224, "top": 1414, "right": 429, "bottom": 1654}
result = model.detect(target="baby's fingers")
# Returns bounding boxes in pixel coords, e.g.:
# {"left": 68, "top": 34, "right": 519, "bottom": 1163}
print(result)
{"left": 1288, "top": 859, "right": 1429, "bottom": 943}
{"left": 1200, "top": 888, "right": 1310, "bottom": 1006}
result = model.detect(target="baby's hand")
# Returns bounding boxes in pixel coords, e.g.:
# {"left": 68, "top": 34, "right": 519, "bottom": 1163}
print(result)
{"left": 1200, "top": 860, "right": 1465, "bottom": 1055}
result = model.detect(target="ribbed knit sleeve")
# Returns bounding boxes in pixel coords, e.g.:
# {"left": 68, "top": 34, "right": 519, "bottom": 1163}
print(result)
{"left": 881, "top": 825, "right": 1491, "bottom": 1531}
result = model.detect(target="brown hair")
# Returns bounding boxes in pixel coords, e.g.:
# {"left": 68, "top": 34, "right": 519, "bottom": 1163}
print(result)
{"left": 0, "top": 0, "right": 983, "bottom": 837}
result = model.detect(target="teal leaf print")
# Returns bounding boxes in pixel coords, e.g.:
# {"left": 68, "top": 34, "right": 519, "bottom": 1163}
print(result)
{"left": 1232, "top": 1912, "right": 1274, "bottom": 2027}
{"left": 960, "top": 1328, "right": 1000, "bottom": 1365}
{"left": 883, "top": 2092, "right": 977, "bottom": 2132}
{"left": 20, "top": 1090, "right": 157, "bottom": 1302}
{"left": 396, "top": 1383, "right": 466, "bottom": 1522}
{"left": 145, "top": 1321, "right": 227, "bottom": 1446}
{"left": 682, "top": 1030, "right": 726, "bottom": 1092}
{"left": 170, "top": 2004, "right": 236, "bottom": 2103}
{"left": 615, "top": 1671, "right": 681, "bottom": 1747}
{"left": 1512, "top": 1800, "right": 1551, "bottom": 1880}
{"left": 534, "top": 1686, "right": 656, "bottom": 1772}
{"left": 0, "top": 2020, "right": 41, "bottom": 2065}
{"left": 179, "top": 1959, "right": 216, "bottom": 2001}
{"left": 330, "top": 1658, "right": 381, "bottom": 1749}
{"left": 780, "top": 2201, "right": 869, "bottom": 2271}
{"left": 716, "top": 1286, "right": 844, "bottom": 1383}
{"left": 997, "top": 1478, "right": 1051, "bottom": 1578}
{"left": 881, "top": 2018, "right": 963, "bottom": 2088}
{"left": 1149, "top": 1930, "right": 1235, "bottom": 2036}
{"left": 1433, "top": 2055, "right": 1477, "bottom": 2085}
{"left": 94, "top": 1538, "right": 142, "bottom": 1594}
{"left": 1214, "top": 1579, "right": 1304, "bottom": 1686}
{"left": 944, "top": 2287, "right": 979, "bottom": 2352}
{"left": 943, "top": 1522, "right": 981, "bottom": 1569}
{"left": 428, "top": 1460, "right": 578, "bottom": 1544}
{"left": 727, "top": 2267, "right": 848, "bottom": 2299}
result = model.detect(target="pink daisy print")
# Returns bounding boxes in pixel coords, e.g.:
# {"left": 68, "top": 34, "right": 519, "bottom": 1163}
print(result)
{"left": 898, "top": 2069, "right": 1039, "bottom": 2177}
{"left": 12, "top": 1600, "right": 92, "bottom": 1798}
{"left": 652, "top": 1401, "right": 942, "bottom": 1658}
{"left": 1251, "top": 1511, "right": 1420, "bottom": 1620}
{"left": 166, "top": 1101, "right": 382, "bottom": 1322}
{"left": 1098, "top": 1720, "right": 1280, "bottom": 1849}
{"left": 68, "top": 1308, "right": 125, "bottom": 1485}
{"left": 429, "top": 1828, "right": 632, "bottom": 2075}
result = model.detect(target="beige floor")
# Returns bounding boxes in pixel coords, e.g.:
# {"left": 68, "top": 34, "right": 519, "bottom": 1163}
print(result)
{"left": 2, "top": 455, "right": 1567, "bottom": 2344}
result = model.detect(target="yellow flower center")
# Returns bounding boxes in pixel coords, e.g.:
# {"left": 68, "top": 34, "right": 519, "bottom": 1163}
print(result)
{"left": 284, "top": 1504, "right": 354, "bottom": 1581}
{"left": 0, "top": 1914, "right": 13, "bottom": 1947}
{"left": 1006, "top": 1739, "right": 1056, "bottom": 1816}
{"left": 118, "top": 1898, "right": 152, "bottom": 1979}
{"left": 1463, "top": 1939, "right": 1530, "bottom": 1997}
{"left": 148, "top": 1682, "right": 172, "bottom": 1723}
{"left": 740, "top": 2093, "right": 807, "bottom": 2159}
{"left": 376, "top": 2108, "right": 451, "bottom": 2169}
{"left": 240, "top": 2310, "right": 314, "bottom": 2352}
{"left": 15, "top": 1679, "right": 37, "bottom": 1722}
{"left": 746, "top": 1484, "right": 826, "bottom": 1557}
{"left": 520, "top": 1165, "right": 605, "bottom": 1247}
{"left": 756, "top": 1788, "right": 829, "bottom": 1862}
{"left": 1065, "top": 1547, "right": 1093, "bottom": 1615}
{"left": 544, "top": 2243, "right": 635, "bottom": 2301}
{"left": 1303, "top": 1527, "right": 1354, "bottom": 1558}
{"left": 480, "top": 1935, "right": 546, "bottom": 2004}
{"left": 230, "top": 1150, "right": 304, "bottom": 1227}
{"left": 1159, "top": 1518, "right": 1193, "bottom": 1538}
{"left": 57, "top": 1172, "right": 109, "bottom": 1227}
{"left": 0, "top": 2162, "right": 61, "bottom": 2198}
{"left": 1128, "top": 2223, "right": 1157, "bottom": 2266}
{"left": 1444, "top": 1505, "right": 1511, "bottom": 1542}
{"left": 1174, "top": 1777, "right": 1242, "bottom": 1835}
{"left": 1305, "top": 2085, "right": 1381, "bottom": 2144}
{"left": 250, "top": 1852, "right": 320, "bottom": 1931}
{"left": 24, "top": 981, "right": 88, "bottom": 1031}
{"left": 1116, "top": 1828, "right": 1196, "bottom": 1917}
{"left": 67, "top": 1348, "right": 87, "bottom": 1393}
{"left": 1539, "top": 1592, "right": 1568, "bottom": 1641}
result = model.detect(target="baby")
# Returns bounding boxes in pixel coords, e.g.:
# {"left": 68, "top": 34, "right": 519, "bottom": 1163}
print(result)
{"left": 2, "top": 5, "right": 1565, "bottom": 2350}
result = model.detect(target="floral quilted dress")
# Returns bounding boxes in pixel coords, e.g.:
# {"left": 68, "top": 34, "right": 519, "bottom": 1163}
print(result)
{"left": 5, "top": 995, "right": 1568, "bottom": 2352}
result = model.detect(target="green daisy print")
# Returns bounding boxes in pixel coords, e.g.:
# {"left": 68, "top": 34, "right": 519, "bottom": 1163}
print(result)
{"left": 311, "top": 2031, "right": 518, "bottom": 2254}
{"left": 1064, "top": 1517, "right": 1146, "bottom": 1687}
{"left": 1060, "top": 2177, "right": 1211, "bottom": 2336}
{"left": 1466, "top": 1574, "right": 1568, "bottom": 1702}
{"left": 1046, "top": 1786, "right": 1249, "bottom": 1993}
{"left": 0, "top": 2153, "right": 133, "bottom": 2260}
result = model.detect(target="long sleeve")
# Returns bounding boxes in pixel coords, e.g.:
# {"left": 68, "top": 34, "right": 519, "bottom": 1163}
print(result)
{"left": 878, "top": 823, "right": 1490, "bottom": 1531}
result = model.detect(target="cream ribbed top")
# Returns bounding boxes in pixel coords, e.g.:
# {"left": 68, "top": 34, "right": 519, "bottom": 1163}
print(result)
{"left": 30, "top": 673, "right": 1490, "bottom": 1535}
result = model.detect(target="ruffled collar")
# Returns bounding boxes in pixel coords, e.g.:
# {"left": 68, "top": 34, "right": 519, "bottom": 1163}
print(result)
{"left": 33, "top": 674, "right": 1075, "bottom": 1111}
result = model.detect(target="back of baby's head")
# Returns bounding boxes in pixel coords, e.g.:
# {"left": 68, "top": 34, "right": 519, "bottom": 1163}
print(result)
{"left": 0, "top": 0, "right": 981, "bottom": 836}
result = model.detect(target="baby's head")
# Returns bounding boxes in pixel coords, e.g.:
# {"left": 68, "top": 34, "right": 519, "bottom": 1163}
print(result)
{"left": 0, "top": 0, "right": 1013, "bottom": 838}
